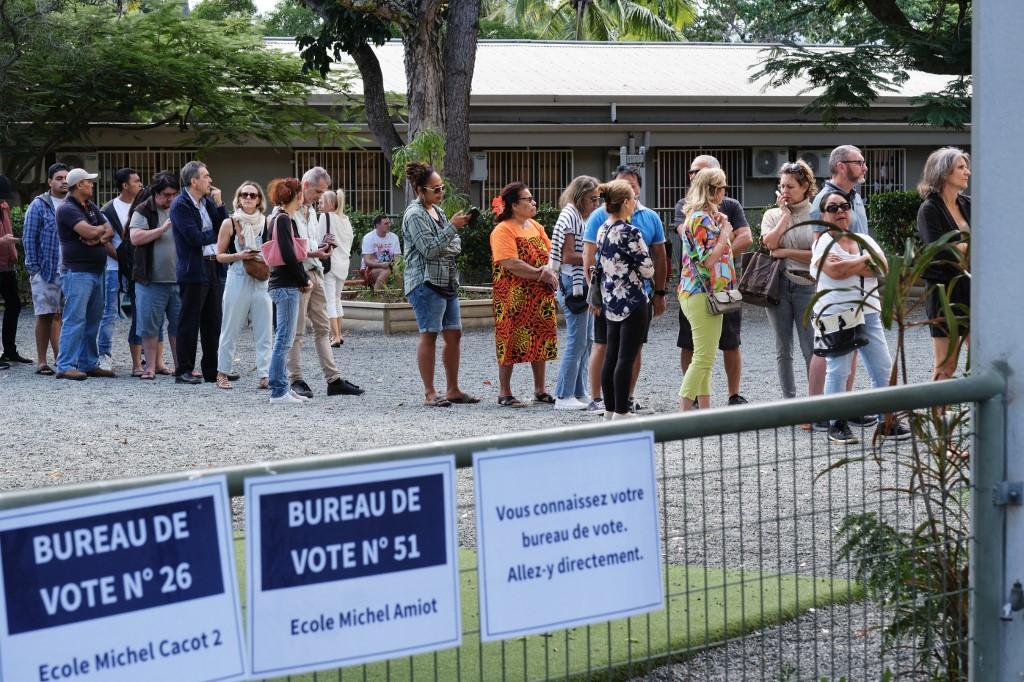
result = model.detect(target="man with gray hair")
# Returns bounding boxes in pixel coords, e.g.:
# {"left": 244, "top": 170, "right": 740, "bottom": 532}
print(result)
{"left": 170, "top": 160, "right": 227, "bottom": 385}
{"left": 675, "top": 154, "right": 753, "bottom": 406}
{"left": 287, "top": 166, "right": 363, "bottom": 399}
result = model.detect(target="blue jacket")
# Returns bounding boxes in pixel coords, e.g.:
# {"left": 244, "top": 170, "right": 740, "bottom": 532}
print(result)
{"left": 170, "top": 192, "right": 227, "bottom": 284}
{"left": 22, "top": 193, "right": 61, "bottom": 283}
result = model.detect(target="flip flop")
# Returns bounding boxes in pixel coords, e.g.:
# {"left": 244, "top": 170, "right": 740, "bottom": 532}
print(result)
{"left": 35, "top": 365, "right": 55, "bottom": 376}
{"left": 155, "top": 367, "right": 173, "bottom": 376}
{"left": 132, "top": 369, "right": 144, "bottom": 378}
{"left": 533, "top": 392, "right": 556, "bottom": 405}
{"left": 424, "top": 395, "right": 452, "bottom": 408}
{"left": 140, "top": 372, "right": 156, "bottom": 380}
{"left": 498, "top": 396, "right": 526, "bottom": 408}
{"left": 447, "top": 393, "right": 481, "bottom": 404}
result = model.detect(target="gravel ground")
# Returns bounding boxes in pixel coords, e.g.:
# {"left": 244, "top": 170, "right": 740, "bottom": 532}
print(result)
{"left": 0, "top": 295, "right": 957, "bottom": 681}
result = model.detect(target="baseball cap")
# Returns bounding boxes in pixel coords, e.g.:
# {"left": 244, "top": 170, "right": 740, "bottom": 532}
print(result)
{"left": 66, "top": 168, "right": 99, "bottom": 188}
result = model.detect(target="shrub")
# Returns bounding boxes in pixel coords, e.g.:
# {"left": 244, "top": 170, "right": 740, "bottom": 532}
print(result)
{"left": 870, "top": 190, "right": 922, "bottom": 254}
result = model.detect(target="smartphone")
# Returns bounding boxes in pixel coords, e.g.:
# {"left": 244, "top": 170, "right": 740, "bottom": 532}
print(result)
{"left": 466, "top": 207, "right": 481, "bottom": 226}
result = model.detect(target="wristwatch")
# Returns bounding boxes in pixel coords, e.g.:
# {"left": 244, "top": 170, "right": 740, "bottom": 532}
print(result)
{"left": 654, "top": 290, "right": 667, "bottom": 297}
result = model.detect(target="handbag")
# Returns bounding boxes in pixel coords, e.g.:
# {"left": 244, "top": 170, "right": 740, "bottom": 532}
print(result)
{"left": 682, "top": 223, "right": 742, "bottom": 316}
{"left": 559, "top": 276, "right": 589, "bottom": 314}
{"left": 261, "top": 213, "right": 308, "bottom": 268}
{"left": 812, "top": 243, "right": 869, "bottom": 357}
{"left": 232, "top": 218, "right": 270, "bottom": 281}
{"left": 320, "top": 214, "right": 332, "bottom": 275}
{"left": 586, "top": 222, "right": 612, "bottom": 308}
{"left": 737, "top": 250, "right": 781, "bottom": 306}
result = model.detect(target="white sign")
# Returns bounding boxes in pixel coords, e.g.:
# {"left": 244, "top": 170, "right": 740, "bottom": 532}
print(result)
{"left": 0, "top": 477, "right": 246, "bottom": 682}
{"left": 473, "top": 432, "right": 663, "bottom": 641}
{"left": 245, "top": 456, "right": 461, "bottom": 677}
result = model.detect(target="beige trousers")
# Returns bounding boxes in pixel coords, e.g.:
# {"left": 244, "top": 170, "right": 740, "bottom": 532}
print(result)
{"left": 287, "top": 270, "right": 340, "bottom": 383}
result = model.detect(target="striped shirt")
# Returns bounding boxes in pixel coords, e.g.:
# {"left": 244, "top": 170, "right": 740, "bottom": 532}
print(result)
{"left": 548, "top": 204, "right": 585, "bottom": 294}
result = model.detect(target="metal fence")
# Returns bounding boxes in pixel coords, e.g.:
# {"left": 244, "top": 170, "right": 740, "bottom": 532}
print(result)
{"left": 0, "top": 372, "right": 1003, "bottom": 681}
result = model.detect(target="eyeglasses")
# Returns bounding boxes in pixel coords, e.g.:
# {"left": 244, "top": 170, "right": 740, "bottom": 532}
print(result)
{"left": 517, "top": 196, "right": 537, "bottom": 204}
{"left": 823, "top": 203, "right": 852, "bottom": 213}
{"left": 589, "top": 196, "right": 601, "bottom": 203}
{"left": 239, "top": 192, "right": 259, "bottom": 200}
{"left": 687, "top": 169, "right": 699, "bottom": 176}
{"left": 158, "top": 190, "right": 178, "bottom": 199}
{"left": 840, "top": 159, "right": 866, "bottom": 166}
{"left": 427, "top": 185, "right": 445, "bottom": 194}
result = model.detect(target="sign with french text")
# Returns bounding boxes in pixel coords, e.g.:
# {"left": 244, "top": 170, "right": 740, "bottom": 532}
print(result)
{"left": 245, "top": 456, "right": 460, "bottom": 677}
{"left": 0, "top": 477, "right": 246, "bottom": 682}
{"left": 473, "top": 432, "right": 663, "bottom": 641}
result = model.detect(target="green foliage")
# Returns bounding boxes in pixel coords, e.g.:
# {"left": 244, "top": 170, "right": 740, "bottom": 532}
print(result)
{"left": 682, "top": 0, "right": 861, "bottom": 43}
{"left": 190, "top": 0, "right": 257, "bottom": 22}
{"left": 870, "top": 190, "right": 922, "bottom": 255}
{"left": 477, "top": 17, "right": 543, "bottom": 39}
{"left": 391, "top": 129, "right": 447, "bottom": 188}
{"left": 483, "top": 0, "right": 694, "bottom": 41}
{"left": 6, "top": 207, "right": 29, "bottom": 303}
{"left": 260, "top": 0, "right": 321, "bottom": 36}
{"left": 0, "top": 0, "right": 355, "bottom": 200}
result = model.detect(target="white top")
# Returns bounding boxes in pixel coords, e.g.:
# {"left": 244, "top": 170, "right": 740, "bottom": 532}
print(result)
{"left": 810, "top": 232, "right": 883, "bottom": 317}
{"left": 361, "top": 231, "right": 402, "bottom": 269}
{"left": 292, "top": 203, "right": 322, "bottom": 272}
{"left": 106, "top": 197, "right": 132, "bottom": 271}
{"left": 319, "top": 213, "right": 354, "bottom": 276}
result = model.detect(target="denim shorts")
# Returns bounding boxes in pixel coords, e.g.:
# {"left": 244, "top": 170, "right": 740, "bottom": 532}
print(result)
{"left": 407, "top": 283, "right": 461, "bottom": 333}
{"left": 135, "top": 282, "right": 181, "bottom": 338}
{"left": 30, "top": 272, "right": 62, "bottom": 315}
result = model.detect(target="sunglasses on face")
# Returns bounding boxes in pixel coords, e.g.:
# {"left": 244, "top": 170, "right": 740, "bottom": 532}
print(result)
{"left": 239, "top": 192, "right": 259, "bottom": 200}
{"left": 824, "top": 203, "right": 852, "bottom": 214}
{"left": 427, "top": 185, "right": 445, "bottom": 194}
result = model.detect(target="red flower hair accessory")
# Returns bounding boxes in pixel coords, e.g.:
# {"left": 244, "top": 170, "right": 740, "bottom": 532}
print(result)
{"left": 490, "top": 195, "right": 505, "bottom": 214}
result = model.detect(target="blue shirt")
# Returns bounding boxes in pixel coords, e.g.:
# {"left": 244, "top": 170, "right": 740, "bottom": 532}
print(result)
{"left": 810, "top": 181, "right": 868, "bottom": 235}
{"left": 585, "top": 204, "right": 664, "bottom": 295}
{"left": 22, "top": 194, "right": 62, "bottom": 282}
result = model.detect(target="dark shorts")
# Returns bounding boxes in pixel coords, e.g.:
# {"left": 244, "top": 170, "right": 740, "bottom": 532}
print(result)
{"left": 677, "top": 305, "right": 741, "bottom": 350}
{"left": 594, "top": 301, "right": 653, "bottom": 345}
{"left": 926, "top": 284, "right": 970, "bottom": 339}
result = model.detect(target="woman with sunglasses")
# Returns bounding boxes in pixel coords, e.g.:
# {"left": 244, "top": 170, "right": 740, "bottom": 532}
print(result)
{"left": 213, "top": 182, "right": 273, "bottom": 390}
{"left": 812, "top": 192, "right": 909, "bottom": 444}
{"left": 401, "top": 162, "right": 478, "bottom": 408}
{"left": 760, "top": 160, "right": 818, "bottom": 399}
{"left": 490, "top": 182, "right": 559, "bottom": 407}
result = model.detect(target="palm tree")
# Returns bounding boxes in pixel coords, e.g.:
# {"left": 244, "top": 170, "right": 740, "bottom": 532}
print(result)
{"left": 483, "top": 0, "right": 693, "bottom": 42}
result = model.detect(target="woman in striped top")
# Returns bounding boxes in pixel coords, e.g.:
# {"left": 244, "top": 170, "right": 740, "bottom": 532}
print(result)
{"left": 548, "top": 175, "right": 600, "bottom": 410}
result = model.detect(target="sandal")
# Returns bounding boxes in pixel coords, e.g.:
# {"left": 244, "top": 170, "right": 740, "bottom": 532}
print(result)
{"left": 140, "top": 372, "right": 156, "bottom": 380}
{"left": 155, "top": 367, "right": 173, "bottom": 376}
{"left": 533, "top": 392, "right": 556, "bottom": 405}
{"left": 498, "top": 396, "right": 526, "bottom": 408}
{"left": 35, "top": 365, "right": 55, "bottom": 376}
{"left": 132, "top": 368, "right": 144, "bottom": 378}
{"left": 216, "top": 373, "right": 233, "bottom": 390}
{"left": 447, "top": 393, "right": 481, "bottom": 404}
{"left": 424, "top": 395, "right": 452, "bottom": 408}
{"left": 258, "top": 377, "right": 269, "bottom": 390}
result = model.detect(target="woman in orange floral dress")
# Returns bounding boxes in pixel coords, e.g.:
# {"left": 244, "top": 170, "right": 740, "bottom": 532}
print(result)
{"left": 489, "top": 182, "right": 559, "bottom": 407}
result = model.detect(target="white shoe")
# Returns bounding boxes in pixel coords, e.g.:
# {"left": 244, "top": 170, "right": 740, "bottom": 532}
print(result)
{"left": 289, "top": 389, "right": 312, "bottom": 402}
{"left": 603, "top": 410, "right": 614, "bottom": 421}
{"left": 554, "top": 397, "right": 588, "bottom": 411}
{"left": 270, "top": 393, "right": 305, "bottom": 405}
{"left": 612, "top": 411, "right": 638, "bottom": 420}
{"left": 97, "top": 354, "right": 113, "bottom": 371}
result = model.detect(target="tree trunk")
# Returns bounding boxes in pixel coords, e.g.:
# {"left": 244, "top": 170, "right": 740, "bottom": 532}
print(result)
{"left": 402, "top": 17, "right": 446, "bottom": 143}
{"left": 350, "top": 43, "right": 404, "bottom": 163}
{"left": 441, "top": 0, "right": 481, "bottom": 198}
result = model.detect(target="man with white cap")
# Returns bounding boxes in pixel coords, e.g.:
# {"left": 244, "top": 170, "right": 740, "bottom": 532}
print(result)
{"left": 53, "top": 168, "right": 116, "bottom": 380}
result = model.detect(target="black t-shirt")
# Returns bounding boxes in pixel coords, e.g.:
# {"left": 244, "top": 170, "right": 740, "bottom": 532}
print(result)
{"left": 673, "top": 196, "right": 749, "bottom": 230}
{"left": 56, "top": 196, "right": 109, "bottom": 273}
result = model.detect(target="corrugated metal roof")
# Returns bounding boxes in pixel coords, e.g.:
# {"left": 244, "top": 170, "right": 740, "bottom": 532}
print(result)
{"left": 265, "top": 38, "right": 953, "bottom": 104}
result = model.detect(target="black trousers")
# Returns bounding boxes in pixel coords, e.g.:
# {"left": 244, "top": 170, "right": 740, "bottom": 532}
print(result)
{"left": 0, "top": 270, "right": 21, "bottom": 357}
{"left": 176, "top": 266, "right": 223, "bottom": 381}
{"left": 601, "top": 304, "right": 649, "bottom": 415}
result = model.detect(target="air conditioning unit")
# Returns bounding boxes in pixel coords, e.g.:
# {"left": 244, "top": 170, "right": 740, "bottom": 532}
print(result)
{"left": 55, "top": 152, "right": 99, "bottom": 173}
{"left": 796, "top": 149, "right": 832, "bottom": 177}
{"left": 470, "top": 153, "right": 488, "bottom": 182}
{"left": 751, "top": 148, "right": 788, "bottom": 178}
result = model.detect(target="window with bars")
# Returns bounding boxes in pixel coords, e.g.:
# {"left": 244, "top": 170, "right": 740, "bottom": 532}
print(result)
{"left": 861, "top": 147, "right": 907, "bottom": 204}
{"left": 93, "top": 149, "right": 197, "bottom": 205}
{"left": 293, "top": 150, "right": 392, "bottom": 214}
{"left": 481, "top": 150, "right": 574, "bottom": 208}
{"left": 655, "top": 149, "right": 746, "bottom": 226}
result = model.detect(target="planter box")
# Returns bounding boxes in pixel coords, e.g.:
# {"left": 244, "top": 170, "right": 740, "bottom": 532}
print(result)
{"left": 343, "top": 286, "right": 497, "bottom": 334}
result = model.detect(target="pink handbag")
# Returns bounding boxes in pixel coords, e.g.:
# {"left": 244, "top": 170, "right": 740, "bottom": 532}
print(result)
{"left": 261, "top": 213, "right": 308, "bottom": 267}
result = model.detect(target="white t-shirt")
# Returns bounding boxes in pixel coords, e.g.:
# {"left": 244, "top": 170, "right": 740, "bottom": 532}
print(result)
{"left": 810, "top": 232, "right": 882, "bottom": 317}
{"left": 361, "top": 231, "right": 401, "bottom": 269}
{"left": 106, "top": 197, "right": 132, "bottom": 271}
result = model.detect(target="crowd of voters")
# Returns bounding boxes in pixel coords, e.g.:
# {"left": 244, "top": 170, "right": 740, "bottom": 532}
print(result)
{"left": 0, "top": 144, "right": 971, "bottom": 444}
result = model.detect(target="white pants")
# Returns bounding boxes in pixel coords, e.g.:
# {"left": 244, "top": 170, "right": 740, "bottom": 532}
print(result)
{"left": 217, "top": 269, "right": 272, "bottom": 377}
{"left": 323, "top": 267, "right": 348, "bottom": 319}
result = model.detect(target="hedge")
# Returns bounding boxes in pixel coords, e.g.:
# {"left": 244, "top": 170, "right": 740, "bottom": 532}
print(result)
{"left": 869, "top": 190, "right": 922, "bottom": 254}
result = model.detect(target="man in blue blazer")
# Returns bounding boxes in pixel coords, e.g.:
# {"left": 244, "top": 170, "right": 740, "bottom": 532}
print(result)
{"left": 170, "top": 161, "right": 227, "bottom": 385}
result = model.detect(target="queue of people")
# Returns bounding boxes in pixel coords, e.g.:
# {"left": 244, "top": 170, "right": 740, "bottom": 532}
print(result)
{"left": 1, "top": 143, "right": 972, "bottom": 429}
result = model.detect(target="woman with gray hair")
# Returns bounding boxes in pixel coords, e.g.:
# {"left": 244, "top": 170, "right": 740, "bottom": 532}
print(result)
{"left": 916, "top": 146, "right": 971, "bottom": 381}
{"left": 548, "top": 174, "right": 600, "bottom": 410}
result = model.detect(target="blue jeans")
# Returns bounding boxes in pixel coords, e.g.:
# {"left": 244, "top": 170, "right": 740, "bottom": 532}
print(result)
{"left": 269, "top": 287, "right": 301, "bottom": 398}
{"left": 555, "top": 273, "right": 592, "bottom": 399}
{"left": 825, "top": 313, "right": 891, "bottom": 424}
{"left": 56, "top": 271, "right": 105, "bottom": 373}
{"left": 97, "top": 269, "right": 119, "bottom": 356}
{"left": 135, "top": 282, "right": 181, "bottom": 340}
{"left": 407, "top": 283, "right": 461, "bottom": 333}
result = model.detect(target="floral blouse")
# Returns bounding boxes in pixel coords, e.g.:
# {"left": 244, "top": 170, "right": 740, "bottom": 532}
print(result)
{"left": 596, "top": 218, "right": 655, "bottom": 322}
{"left": 678, "top": 210, "right": 737, "bottom": 298}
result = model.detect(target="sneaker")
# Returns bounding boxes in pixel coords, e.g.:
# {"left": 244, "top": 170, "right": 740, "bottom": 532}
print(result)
{"left": 270, "top": 393, "right": 305, "bottom": 405}
{"left": 849, "top": 415, "right": 879, "bottom": 428}
{"left": 586, "top": 399, "right": 605, "bottom": 414}
{"left": 97, "top": 354, "right": 113, "bottom": 371}
{"left": 288, "top": 389, "right": 311, "bottom": 402}
{"left": 876, "top": 421, "right": 913, "bottom": 441}
{"left": 812, "top": 420, "right": 831, "bottom": 432}
{"left": 554, "top": 397, "right": 588, "bottom": 411}
{"left": 85, "top": 367, "right": 116, "bottom": 378}
{"left": 327, "top": 378, "right": 364, "bottom": 396}
{"left": 728, "top": 394, "right": 749, "bottom": 406}
{"left": 290, "top": 379, "right": 314, "bottom": 399}
{"left": 828, "top": 421, "right": 859, "bottom": 445}
{"left": 628, "top": 398, "right": 654, "bottom": 415}
{"left": 0, "top": 353, "right": 32, "bottom": 364}
{"left": 612, "top": 411, "right": 639, "bottom": 420}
